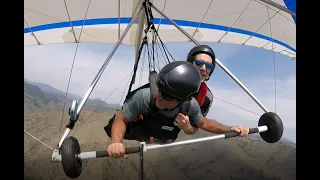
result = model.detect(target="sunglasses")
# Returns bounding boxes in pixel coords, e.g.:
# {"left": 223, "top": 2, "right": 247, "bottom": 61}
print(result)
{"left": 194, "top": 60, "right": 214, "bottom": 70}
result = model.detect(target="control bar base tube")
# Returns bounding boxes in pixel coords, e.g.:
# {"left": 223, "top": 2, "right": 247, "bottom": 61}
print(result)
{"left": 52, "top": 126, "right": 267, "bottom": 161}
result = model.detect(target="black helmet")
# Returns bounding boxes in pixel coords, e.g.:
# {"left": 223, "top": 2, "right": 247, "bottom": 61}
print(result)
{"left": 156, "top": 61, "right": 201, "bottom": 100}
{"left": 187, "top": 44, "right": 216, "bottom": 81}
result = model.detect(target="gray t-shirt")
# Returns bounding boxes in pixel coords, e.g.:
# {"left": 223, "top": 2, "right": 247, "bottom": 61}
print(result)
{"left": 122, "top": 88, "right": 203, "bottom": 125}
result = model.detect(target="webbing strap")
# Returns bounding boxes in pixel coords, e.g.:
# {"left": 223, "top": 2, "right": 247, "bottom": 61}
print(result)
{"left": 148, "top": 71, "right": 158, "bottom": 111}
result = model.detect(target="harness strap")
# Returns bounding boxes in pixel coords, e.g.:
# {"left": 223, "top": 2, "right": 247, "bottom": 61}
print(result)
{"left": 149, "top": 71, "right": 158, "bottom": 111}
{"left": 195, "top": 82, "right": 208, "bottom": 106}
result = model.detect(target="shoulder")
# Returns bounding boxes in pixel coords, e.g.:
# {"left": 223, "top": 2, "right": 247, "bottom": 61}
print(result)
{"left": 124, "top": 88, "right": 151, "bottom": 108}
{"left": 187, "top": 97, "right": 202, "bottom": 114}
{"left": 139, "top": 88, "right": 151, "bottom": 102}
{"left": 122, "top": 88, "right": 151, "bottom": 121}
{"left": 186, "top": 97, "right": 203, "bottom": 124}
{"left": 133, "top": 88, "right": 151, "bottom": 108}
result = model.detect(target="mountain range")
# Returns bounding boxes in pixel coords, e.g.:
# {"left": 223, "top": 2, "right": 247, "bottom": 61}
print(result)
{"left": 24, "top": 78, "right": 119, "bottom": 113}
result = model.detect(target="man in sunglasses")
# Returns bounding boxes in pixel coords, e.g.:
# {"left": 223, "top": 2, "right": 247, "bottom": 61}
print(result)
{"left": 186, "top": 44, "right": 250, "bottom": 137}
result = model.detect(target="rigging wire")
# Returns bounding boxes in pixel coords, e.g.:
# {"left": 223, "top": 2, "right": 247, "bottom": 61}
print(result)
{"left": 71, "top": 70, "right": 135, "bottom": 136}
{"left": 58, "top": 0, "right": 93, "bottom": 140}
{"left": 217, "top": 0, "right": 253, "bottom": 42}
{"left": 213, "top": 97, "right": 260, "bottom": 116}
{"left": 80, "top": 71, "right": 134, "bottom": 122}
{"left": 266, "top": 3, "right": 277, "bottom": 113}
{"left": 138, "top": 46, "right": 147, "bottom": 87}
{"left": 24, "top": 130, "right": 54, "bottom": 150}
{"left": 71, "top": 48, "right": 150, "bottom": 137}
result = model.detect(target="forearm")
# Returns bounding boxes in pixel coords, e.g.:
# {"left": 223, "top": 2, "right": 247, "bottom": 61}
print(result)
{"left": 183, "top": 125, "right": 198, "bottom": 135}
{"left": 198, "top": 117, "right": 230, "bottom": 134}
{"left": 111, "top": 110, "right": 127, "bottom": 143}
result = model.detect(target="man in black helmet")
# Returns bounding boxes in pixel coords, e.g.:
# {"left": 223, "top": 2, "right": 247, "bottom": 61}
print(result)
{"left": 107, "top": 61, "right": 202, "bottom": 158}
{"left": 185, "top": 44, "right": 249, "bottom": 137}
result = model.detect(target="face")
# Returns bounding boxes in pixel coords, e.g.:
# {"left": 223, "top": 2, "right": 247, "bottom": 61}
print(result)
{"left": 155, "top": 91, "right": 181, "bottom": 109}
{"left": 193, "top": 53, "right": 213, "bottom": 82}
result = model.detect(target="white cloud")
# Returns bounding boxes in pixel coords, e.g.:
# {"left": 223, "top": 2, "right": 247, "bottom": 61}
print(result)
{"left": 24, "top": 43, "right": 296, "bottom": 143}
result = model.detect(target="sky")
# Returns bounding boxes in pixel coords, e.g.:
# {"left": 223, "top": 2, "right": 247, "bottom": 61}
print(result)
{"left": 24, "top": 41, "right": 296, "bottom": 143}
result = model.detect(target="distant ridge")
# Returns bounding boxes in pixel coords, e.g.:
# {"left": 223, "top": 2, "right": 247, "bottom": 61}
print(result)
{"left": 24, "top": 78, "right": 119, "bottom": 111}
